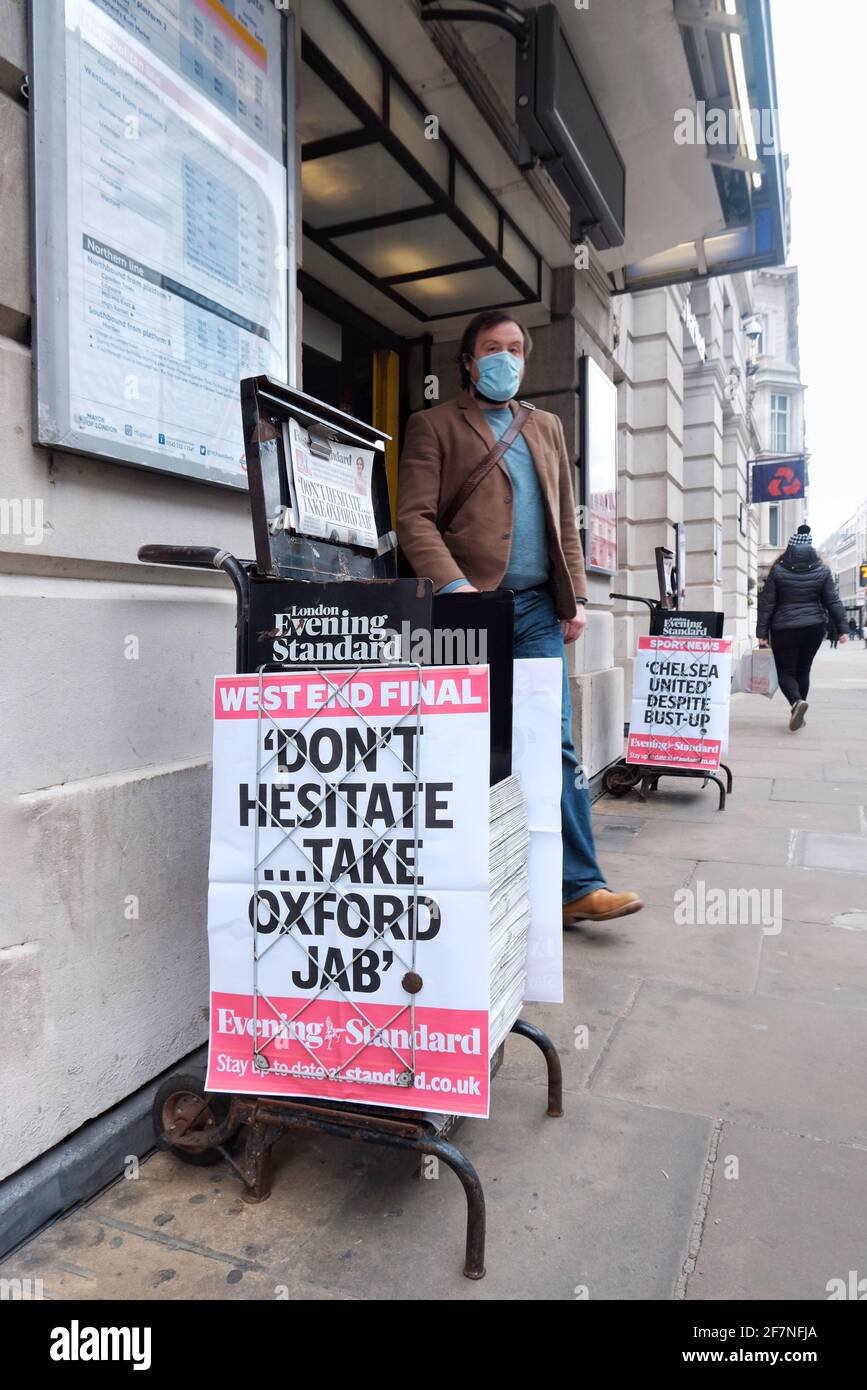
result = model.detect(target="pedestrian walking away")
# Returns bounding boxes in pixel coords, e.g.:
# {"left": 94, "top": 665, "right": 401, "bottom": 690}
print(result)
{"left": 756, "top": 524, "right": 848, "bottom": 731}
{"left": 827, "top": 618, "right": 839, "bottom": 650}
{"left": 397, "top": 309, "right": 643, "bottom": 927}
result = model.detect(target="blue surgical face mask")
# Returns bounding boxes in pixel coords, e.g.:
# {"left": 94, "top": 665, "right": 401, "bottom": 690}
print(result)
{"left": 473, "top": 350, "right": 523, "bottom": 403}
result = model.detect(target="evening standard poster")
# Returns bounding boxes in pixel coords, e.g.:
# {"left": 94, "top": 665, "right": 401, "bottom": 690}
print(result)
{"left": 37, "top": 0, "right": 288, "bottom": 484}
{"left": 285, "top": 419, "right": 378, "bottom": 549}
{"left": 627, "top": 636, "right": 732, "bottom": 772}
{"left": 206, "top": 667, "right": 493, "bottom": 1118}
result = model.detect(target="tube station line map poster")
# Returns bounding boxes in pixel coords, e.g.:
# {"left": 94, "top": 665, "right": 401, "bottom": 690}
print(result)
{"left": 206, "top": 667, "right": 493, "bottom": 1118}
{"left": 51, "top": 0, "right": 287, "bottom": 483}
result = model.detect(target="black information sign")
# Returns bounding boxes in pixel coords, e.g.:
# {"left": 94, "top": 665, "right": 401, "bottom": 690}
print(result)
{"left": 649, "top": 609, "right": 724, "bottom": 638}
{"left": 432, "top": 590, "right": 515, "bottom": 786}
{"left": 246, "top": 577, "right": 433, "bottom": 671}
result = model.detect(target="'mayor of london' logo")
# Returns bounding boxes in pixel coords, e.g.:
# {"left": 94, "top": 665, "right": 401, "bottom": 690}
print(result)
{"left": 50, "top": 1321, "right": 151, "bottom": 1371}
{"left": 674, "top": 881, "right": 782, "bottom": 936}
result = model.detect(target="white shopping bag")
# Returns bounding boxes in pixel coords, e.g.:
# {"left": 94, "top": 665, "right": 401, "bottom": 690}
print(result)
{"left": 732, "top": 647, "right": 779, "bottom": 698}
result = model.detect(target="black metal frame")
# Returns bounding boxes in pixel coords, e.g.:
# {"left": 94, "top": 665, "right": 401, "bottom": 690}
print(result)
{"left": 300, "top": 0, "right": 541, "bottom": 322}
{"left": 299, "top": 270, "right": 406, "bottom": 354}
{"left": 604, "top": 757, "right": 733, "bottom": 812}
{"left": 655, "top": 546, "right": 677, "bottom": 611}
{"left": 155, "top": 1024, "right": 562, "bottom": 1280}
{"left": 239, "top": 374, "right": 396, "bottom": 582}
{"left": 137, "top": 540, "right": 564, "bottom": 1280}
{"left": 514, "top": 2, "right": 627, "bottom": 250}
{"left": 421, "top": 0, "right": 531, "bottom": 49}
{"left": 607, "top": 590, "right": 734, "bottom": 811}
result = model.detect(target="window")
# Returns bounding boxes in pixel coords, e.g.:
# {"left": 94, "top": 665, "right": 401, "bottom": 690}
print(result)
{"left": 748, "top": 313, "right": 765, "bottom": 359}
{"left": 768, "top": 504, "right": 780, "bottom": 548}
{"left": 770, "top": 394, "right": 789, "bottom": 453}
{"left": 579, "top": 356, "right": 618, "bottom": 574}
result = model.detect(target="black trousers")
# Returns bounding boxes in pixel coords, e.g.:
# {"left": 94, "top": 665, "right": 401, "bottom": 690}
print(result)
{"left": 770, "top": 623, "right": 825, "bottom": 706}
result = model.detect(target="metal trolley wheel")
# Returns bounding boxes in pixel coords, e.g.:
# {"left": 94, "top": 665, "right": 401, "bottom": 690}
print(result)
{"left": 152, "top": 1072, "right": 240, "bottom": 1167}
{"left": 602, "top": 763, "right": 642, "bottom": 797}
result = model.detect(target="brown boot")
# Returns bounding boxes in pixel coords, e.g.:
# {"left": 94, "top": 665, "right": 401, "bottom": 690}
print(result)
{"left": 563, "top": 888, "right": 644, "bottom": 925}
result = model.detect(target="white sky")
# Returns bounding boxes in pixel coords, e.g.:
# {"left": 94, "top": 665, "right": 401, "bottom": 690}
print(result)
{"left": 770, "top": 0, "right": 866, "bottom": 542}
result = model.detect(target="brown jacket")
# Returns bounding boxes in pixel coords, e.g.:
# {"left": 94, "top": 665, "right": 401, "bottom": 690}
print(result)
{"left": 397, "top": 390, "right": 587, "bottom": 617}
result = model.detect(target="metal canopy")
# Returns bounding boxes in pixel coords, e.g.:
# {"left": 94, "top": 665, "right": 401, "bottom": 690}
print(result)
{"left": 620, "top": 0, "right": 787, "bottom": 292}
{"left": 300, "top": 0, "right": 542, "bottom": 322}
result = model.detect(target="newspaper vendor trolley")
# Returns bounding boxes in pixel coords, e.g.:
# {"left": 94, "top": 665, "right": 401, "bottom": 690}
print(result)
{"left": 605, "top": 584, "right": 734, "bottom": 810}
{"left": 138, "top": 377, "right": 563, "bottom": 1280}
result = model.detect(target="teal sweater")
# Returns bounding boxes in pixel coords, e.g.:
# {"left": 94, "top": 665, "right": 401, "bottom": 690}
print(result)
{"left": 440, "top": 406, "right": 549, "bottom": 593}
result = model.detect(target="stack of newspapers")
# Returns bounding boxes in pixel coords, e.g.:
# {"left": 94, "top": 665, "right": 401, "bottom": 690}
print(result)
{"left": 488, "top": 775, "right": 531, "bottom": 1054}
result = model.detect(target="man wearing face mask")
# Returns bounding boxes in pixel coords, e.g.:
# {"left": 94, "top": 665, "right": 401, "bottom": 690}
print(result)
{"left": 397, "top": 310, "right": 643, "bottom": 926}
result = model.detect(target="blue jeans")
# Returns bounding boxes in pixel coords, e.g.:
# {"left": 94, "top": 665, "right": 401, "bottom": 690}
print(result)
{"left": 511, "top": 587, "right": 607, "bottom": 902}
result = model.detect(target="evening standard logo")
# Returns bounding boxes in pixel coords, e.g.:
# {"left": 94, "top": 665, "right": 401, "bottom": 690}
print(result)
{"left": 217, "top": 1008, "right": 331, "bottom": 1051}
{"left": 216, "top": 1008, "right": 482, "bottom": 1056}
{"left": 268, "top": 609, "right": 487, "bottom": 666}
{"left": 657, "top": 618, "right": 709, "bottom": 636}
{"left": 50, "top": 1320, "right": 151, "bottom": 1370}
{"left": 270, "top": 605, "right": 400, "bottom": 663}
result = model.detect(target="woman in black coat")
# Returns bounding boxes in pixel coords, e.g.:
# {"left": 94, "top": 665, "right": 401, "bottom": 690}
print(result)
{"left": 756, "top": 525, "right": 847, "bottom": 731}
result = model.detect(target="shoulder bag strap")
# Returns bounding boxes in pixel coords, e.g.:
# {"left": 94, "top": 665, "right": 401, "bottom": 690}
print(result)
{"left": 438, "top": 402, "right": 534, "bottom": 535}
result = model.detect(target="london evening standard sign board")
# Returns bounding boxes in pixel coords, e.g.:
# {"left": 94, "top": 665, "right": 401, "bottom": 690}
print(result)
{"left": 206, "top": 667, "right": 493, "bottom": 1118}
{"left": 31, "top": 0, "right": 289, "bottom": 487}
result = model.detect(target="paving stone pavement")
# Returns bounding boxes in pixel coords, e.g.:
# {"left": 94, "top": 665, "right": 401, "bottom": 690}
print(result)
{"left": 3, "top": 644, "right": 866, "bottom": 1301}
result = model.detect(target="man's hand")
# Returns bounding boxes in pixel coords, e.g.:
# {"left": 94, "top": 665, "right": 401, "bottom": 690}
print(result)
{"left": 453, "top": 583, "right": 479, "bottom": 593}
{"left": 757, "top": 639, "right": 769, "bottom": 648}
{"left": 562, "top": 607, "right": 586, "bottom": 644}
{"left": 838, "top": 633, "right": 848, "bottom": 644}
